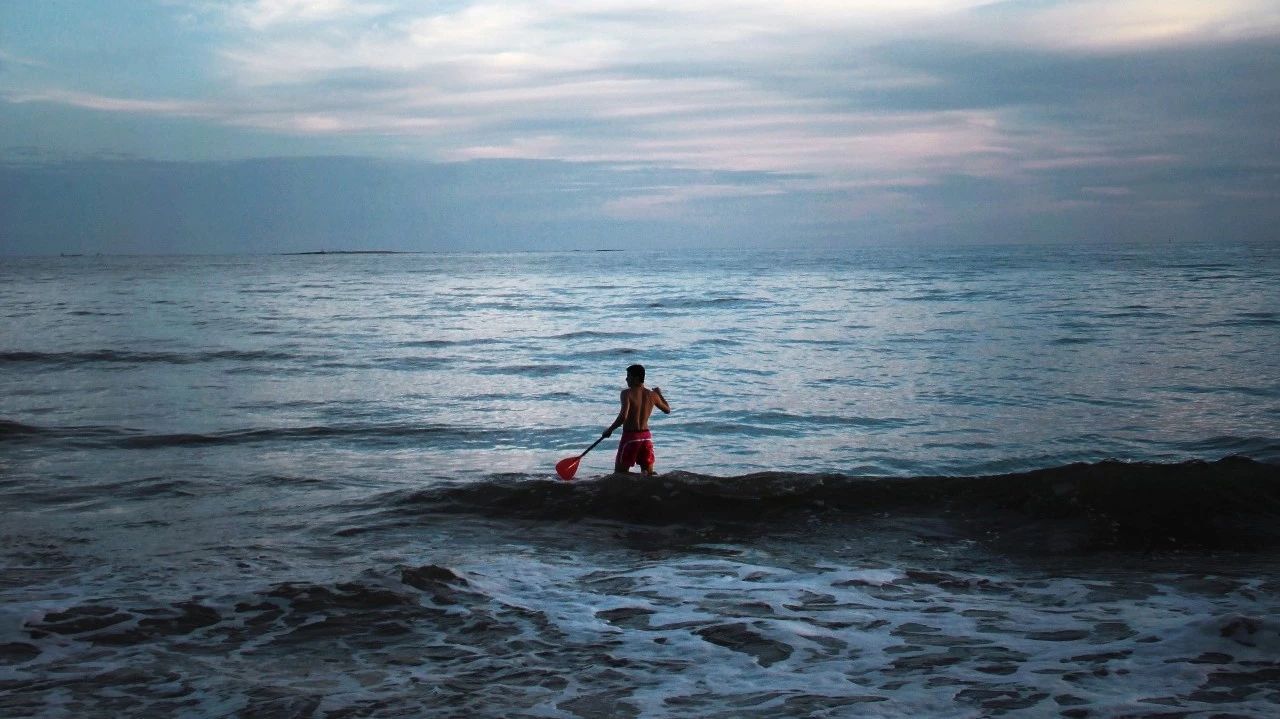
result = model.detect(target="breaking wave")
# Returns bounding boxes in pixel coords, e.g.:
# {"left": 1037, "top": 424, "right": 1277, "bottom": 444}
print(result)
{"left": 390, "top": 457, "right": 1280, "bottom": 551}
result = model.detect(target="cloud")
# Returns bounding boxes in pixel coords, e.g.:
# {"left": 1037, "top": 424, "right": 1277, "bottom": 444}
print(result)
{"left": 5, "top": 89, "right": 213, "bottom": 117}
{"left": 3, "top": 0, "right": 1278, "bottom": 248}
{"left": 969, "top": 0, "right": 1280, "bottom": 53}
{"left": 229, "top": 0, "right": 393, "bottom": 30}
{"left": 0, "top": 48, "right": 48, "bottom": 69}
{"left": 599, "top": 182, "right": 788, "bottom": 220}
{"left": 1081, "top": 186, "right": 1135, "bottom": 197}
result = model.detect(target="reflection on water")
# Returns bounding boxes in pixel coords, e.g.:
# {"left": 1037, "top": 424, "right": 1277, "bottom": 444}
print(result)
{"left": 1, "top": 244, "right": 1277, "bottom": 479}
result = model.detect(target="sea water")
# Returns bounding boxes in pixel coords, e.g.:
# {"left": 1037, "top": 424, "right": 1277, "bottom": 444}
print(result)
{"left": 1, "top": 243, "right": 1278, "bottom": 717}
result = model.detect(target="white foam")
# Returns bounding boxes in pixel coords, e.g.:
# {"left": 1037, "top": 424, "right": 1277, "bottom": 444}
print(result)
{"left": 6, "top": 526, "right": 1280, "bottom": 718}
{"left": 454, "top": 549, "right": 1280, "bottom": 717}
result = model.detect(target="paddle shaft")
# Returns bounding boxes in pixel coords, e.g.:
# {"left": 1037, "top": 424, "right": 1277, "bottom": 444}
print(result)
{"left": 578, "top": 434, "right": 606, "bottom": 459}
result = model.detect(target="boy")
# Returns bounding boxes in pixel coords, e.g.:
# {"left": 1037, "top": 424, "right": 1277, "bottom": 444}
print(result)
{"left": 602, "top": 364, "right": 671, "bottom": 475}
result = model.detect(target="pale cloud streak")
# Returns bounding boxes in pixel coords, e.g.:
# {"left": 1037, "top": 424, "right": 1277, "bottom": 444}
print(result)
{"left": 600, "top": 182, "right": 788, "bottom": 220}
{"left": 0, "top": 49, "right": 48, "bottom": 69}
{"left": 5, "top": 89, "right": 212, "bottom": 117}
{"left": 977, "top": 0, "right": 1280, "bottom": 52}
{"left": 229, "top": 0, "right": 393, "bottom": 30}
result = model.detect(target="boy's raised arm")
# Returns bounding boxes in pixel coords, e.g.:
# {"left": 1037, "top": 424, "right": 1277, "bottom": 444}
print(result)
{"left": 652, "top": 387, "right": 671, "bottom": 414}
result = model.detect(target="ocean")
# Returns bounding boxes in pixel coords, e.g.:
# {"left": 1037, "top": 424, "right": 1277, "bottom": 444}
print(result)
{"left": 1, "top": 243, "right": 1278, "bottom": 718}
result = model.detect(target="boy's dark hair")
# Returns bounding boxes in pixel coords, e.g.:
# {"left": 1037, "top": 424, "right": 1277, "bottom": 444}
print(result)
{"left": 626, "top": 364, "right": 645, "bottom": 382}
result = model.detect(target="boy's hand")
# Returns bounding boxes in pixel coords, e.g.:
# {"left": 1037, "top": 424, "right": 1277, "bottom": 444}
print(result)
{"left": 602, "top": 428, "right": 613, "bottom": 438}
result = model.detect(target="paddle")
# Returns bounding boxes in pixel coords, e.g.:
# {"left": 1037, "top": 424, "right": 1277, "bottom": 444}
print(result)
{"left": 556, "top": 435, "right": 607, "bottom": 481}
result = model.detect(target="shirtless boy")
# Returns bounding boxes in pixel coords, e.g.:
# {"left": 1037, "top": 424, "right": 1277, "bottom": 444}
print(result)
{"left": 602, "top": 364, "right": 671, "bottom": 475}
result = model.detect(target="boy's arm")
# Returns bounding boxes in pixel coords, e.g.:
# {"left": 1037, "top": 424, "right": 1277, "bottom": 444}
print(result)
{"left": 651, "top": 387, "right": 671, "bottom": 414}
{"left": 603, "top": 390, "right": 630, "bottom": 437}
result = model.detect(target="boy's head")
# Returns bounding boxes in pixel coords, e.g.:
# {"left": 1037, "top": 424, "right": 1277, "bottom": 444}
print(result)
{"left": 626, "top": 364, "right": 645, "bottom": 387}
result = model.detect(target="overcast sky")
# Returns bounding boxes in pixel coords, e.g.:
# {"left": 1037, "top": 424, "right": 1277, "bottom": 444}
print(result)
{"left": 2, "top": 1, "right": 1278, "bottom": 253}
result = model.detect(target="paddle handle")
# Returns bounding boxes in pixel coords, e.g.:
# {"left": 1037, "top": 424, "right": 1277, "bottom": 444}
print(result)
{"left": 579, "top": 434, "right": 607, "bottom": 459}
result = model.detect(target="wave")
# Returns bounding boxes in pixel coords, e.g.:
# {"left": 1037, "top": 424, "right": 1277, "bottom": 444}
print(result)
{"left": 391, "top": 457, "right": 1280, "bottom": 552}
{"left": 397, "top": 338, "right": 508, "bottom": 349}
{"left": 470, "top": 301, "right": 580, "bottom": 313}
{"left": 23, "top": 564, "right": 482, "bottom": 646}
{"left": 1163, "top": 435, "right": 1280, "bottom": 456}
{"left": 0, "top": 420, "right": 122, "bottom": 441}
{"left": 370, "top": 356, "right": 451, "bottom": 371}
{"left": 0, "top": 349, "right": 304, "bottom": 367}
{"left": 548, "top": 330, "right": 645, "bottom": 340}
{"left": 633, "top": 295, "right": 773, "bottom": 311}
{"left": 472, "top": 363, "right": 574, "bottom": 377}
{"left": 1216, "top": 312, "right": 1279, "bottom": 327}
{"left": 898, "top": 289, "right": 1007, "bottom": 303}
{"left": 575, "top": 347, "right": 642, "bottom": 359}
{"left": 690, "top": 337, "right": 744, "bottom": 347}
{"left": 679, "top": 411, "right": 922, "bottom": 436}
{"left": 0, "top": 419, "right": 46, "bottom": 437}
{"left": 0, "top": 420, "right": 547, "bottom": 449}
{"left": 115, "top": 426, "right": 454, "bottom": 449}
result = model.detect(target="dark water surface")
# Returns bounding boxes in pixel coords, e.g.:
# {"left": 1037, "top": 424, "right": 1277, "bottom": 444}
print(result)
{"left": 2, "top": 244, "right": 1278, "bottom": 717}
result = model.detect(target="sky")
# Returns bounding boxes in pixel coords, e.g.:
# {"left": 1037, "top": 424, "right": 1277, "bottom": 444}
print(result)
{"left": 2, "top": 0, "right": 1279, "bottom": 254}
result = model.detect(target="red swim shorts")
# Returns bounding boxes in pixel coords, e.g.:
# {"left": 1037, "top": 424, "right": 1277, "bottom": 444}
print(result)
{"left": 615, "top": 430, "right": 655, "bottom": 469}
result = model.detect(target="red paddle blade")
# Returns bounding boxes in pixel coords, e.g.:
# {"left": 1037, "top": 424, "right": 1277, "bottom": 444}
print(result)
{"left": 555, "top": 456, "right": 580, "bottom": 481}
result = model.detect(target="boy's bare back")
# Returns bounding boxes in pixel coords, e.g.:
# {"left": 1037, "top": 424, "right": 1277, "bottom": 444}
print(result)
{"left": 619, "top": 385, "right": 669, "bottom": 432}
